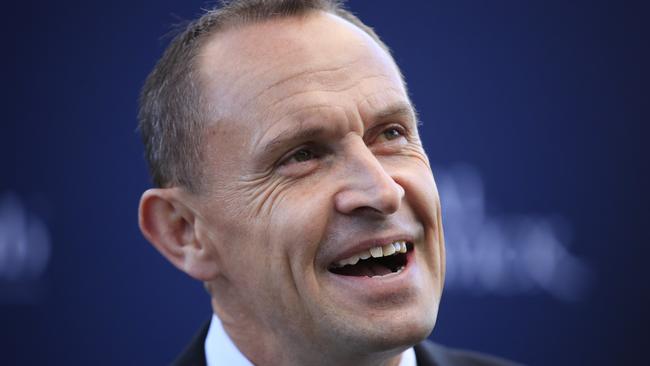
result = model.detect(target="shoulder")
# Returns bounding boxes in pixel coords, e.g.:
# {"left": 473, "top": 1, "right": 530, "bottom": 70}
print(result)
{"left": 414, "top": 340, "right": 523, "bottom": 366}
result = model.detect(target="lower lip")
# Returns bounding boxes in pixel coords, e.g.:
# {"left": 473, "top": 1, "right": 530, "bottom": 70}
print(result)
{"left": 325, "top": 250, "right": 418, "bottom": 298}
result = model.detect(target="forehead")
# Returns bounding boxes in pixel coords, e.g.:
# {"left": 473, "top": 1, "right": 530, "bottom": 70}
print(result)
{"left": 196, "top": 12, "right": 409, "bottom": 159}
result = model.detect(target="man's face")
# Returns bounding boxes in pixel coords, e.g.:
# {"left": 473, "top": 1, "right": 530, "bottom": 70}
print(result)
{"left": 194, "top": 12, "right": 445, "bottom": 360}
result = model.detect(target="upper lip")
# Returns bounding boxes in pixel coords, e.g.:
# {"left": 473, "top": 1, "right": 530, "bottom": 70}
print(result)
{"left": 328, "top": 233, "right": 415, "bottom": 266}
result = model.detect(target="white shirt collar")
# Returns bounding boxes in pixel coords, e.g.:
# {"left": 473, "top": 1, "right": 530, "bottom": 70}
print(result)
{"left": 205, "top": 314, "right": 417, "bottom": 366}
{"left": 205, "top": 314, "right": 254, "bottom": 366}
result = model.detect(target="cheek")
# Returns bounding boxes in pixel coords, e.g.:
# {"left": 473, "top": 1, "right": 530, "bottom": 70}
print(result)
{"left": 406, "top": 166, "right": 443, "bottom": 246}
{"left": 246, "top": 190, "right": 333, "bottom": 329}
{"left": 391, "top": 158, "right": 441, "bottom": 226}
{"left": 394, "top": 161, "right": 445, "bottom": 278}
{"left": 267, "top": 188, "right": 332, "bottom": 272}
{"left": 215, "top": 168, "right": 333, "bottom": 279}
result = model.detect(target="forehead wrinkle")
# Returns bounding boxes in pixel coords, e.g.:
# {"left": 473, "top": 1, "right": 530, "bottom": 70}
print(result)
{"left": 356, "top": 87, "right": 413, "bottom": 123}
{"left": 239, "top": 57, "right": 366, "bottom": 111}
{"left": 199, "top": 14, "right": 405, "bottom": 128}
{"left": 256, "top": 56, "right": 361, "bottom": 97}
{"left": 262, "top": 73, "right": 395, "bottom": 116}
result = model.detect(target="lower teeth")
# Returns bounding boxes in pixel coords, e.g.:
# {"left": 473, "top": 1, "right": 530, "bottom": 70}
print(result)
{"left": 367, "top": 265, "right": 404, "bottom": 277}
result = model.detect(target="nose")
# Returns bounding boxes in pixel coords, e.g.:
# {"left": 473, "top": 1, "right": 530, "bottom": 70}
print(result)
{"left": 334, "top": 138, "right": 405, "bottom": 216}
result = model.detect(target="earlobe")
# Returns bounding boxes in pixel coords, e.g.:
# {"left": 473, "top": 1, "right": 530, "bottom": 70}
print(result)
{"left": 138, "top": 188, "right": 219, "bottom": 281}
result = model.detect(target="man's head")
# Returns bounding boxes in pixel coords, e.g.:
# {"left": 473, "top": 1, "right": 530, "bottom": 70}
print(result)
{"left": 138, "top": 0, "right": 390, "bottom": 193}
{"left": 138, "top": 1, "right": 445, "bottom": 365}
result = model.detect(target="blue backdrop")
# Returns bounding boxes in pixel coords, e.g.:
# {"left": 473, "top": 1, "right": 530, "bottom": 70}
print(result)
{"left": 2, "top": 1, "right": 648, "bottom": 364}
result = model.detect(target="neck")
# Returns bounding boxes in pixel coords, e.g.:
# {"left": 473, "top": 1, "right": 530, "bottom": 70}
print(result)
{"left": 210, "top": 297, "right": 407, "bottom": 366}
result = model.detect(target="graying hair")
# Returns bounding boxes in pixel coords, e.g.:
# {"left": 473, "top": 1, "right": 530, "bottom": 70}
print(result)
{"left": 138, "top": 0, "right": 392, "bottom": 192}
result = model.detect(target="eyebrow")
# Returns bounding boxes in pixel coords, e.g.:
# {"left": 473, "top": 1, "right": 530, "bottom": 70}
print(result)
{"left": 262, "top": 126, "right": 328, "bottom": 156}
{"left": 371, "top": 102, "right": 418, "bottom": 124}
{"left": 260, "top": 102, "right": 418, "bottom": 157}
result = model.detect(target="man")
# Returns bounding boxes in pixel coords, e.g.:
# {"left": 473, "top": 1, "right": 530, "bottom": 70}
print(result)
{"left": 137, "top": 1, "right": 519, "bottom": 365}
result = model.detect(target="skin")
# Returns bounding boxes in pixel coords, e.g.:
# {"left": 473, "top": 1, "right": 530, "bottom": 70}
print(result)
{"left": 139, "top": 11, "right": 445, "bottom": 366}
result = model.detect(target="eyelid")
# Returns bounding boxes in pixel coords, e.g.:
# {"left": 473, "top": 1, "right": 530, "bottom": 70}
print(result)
{"left": 367, "top": 123, "right": 409, "bottom": 144}
{"left": 277, "top": 144, "right": 320, "bottom": 167}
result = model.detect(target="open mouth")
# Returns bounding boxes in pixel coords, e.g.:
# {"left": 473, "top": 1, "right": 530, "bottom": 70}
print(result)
{"left": 328, "top": 241, "right": 412, "bottom": 277}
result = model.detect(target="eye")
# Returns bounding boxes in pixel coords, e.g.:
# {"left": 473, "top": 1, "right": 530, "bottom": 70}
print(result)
{"left": 374, "top": 125, "right": 407, "bottom": 144}
{"left": 280, "top": 147, "right": 317, "bottom": 166}
{"left": 382, "top": 127, "right": 403, "bottom": 140}
{"left": 291, "top": 148, "right": 314, "bottom": 162}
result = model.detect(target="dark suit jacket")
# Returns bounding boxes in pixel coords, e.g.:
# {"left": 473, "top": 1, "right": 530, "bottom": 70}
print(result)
{"left": 172, "top": 320, "right": 520, "bottom": 366}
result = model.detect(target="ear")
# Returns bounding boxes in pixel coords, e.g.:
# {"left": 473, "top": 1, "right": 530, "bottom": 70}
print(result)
{"left": 138, "top": 188, "right": 219, "bottom": 281}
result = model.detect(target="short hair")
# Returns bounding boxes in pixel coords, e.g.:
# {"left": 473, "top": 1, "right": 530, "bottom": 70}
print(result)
{"left": 138, "top": 0, "right": 392, "bottom": 192}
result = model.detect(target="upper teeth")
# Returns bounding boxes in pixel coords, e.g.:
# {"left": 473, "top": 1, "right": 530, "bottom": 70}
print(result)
{"left": 333, "top": 241, "right": 408, "bottom": 268}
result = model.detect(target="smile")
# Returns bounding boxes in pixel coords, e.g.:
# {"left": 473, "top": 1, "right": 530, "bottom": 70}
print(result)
{"left": 328, "top": 240, "right": 412, "bottom": 277}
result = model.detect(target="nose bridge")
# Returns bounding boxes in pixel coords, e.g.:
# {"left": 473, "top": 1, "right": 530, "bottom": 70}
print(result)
{"left": 335, "top": 136, "right": 404, "bottom": 215}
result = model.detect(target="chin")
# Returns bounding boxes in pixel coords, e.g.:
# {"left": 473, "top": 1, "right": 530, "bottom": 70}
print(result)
{"left": 373, "top": 306, "right": 438, "bottom": 350}
{"left": 329, "top": 301, "right": 439, "bottom": 356}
